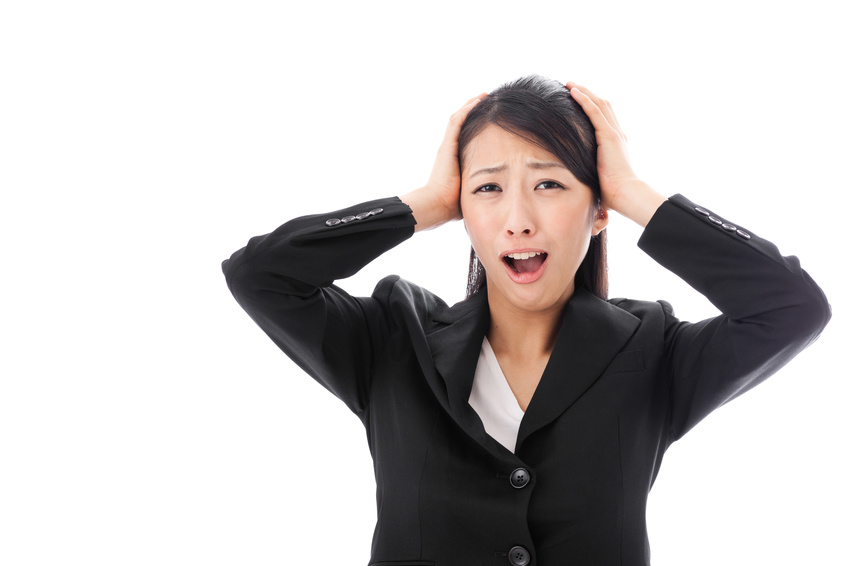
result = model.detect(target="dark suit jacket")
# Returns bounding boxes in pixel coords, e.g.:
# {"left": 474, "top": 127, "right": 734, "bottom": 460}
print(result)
{"left": 222, "top": 194, "right": 830, "bottom": 566}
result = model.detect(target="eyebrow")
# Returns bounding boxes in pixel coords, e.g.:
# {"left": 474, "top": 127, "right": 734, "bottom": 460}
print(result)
{"left": 469, "top": 161, "right": 567, "bottom": 178}
{"left": 528, "top": 161, "right": 567, "bottom": 171}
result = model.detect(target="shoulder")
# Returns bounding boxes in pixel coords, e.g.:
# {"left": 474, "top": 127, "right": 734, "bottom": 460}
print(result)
{"left": 372, "top": 275, "right": 451, "bottom": 322}
{"left": 609, "top": 296, "right": 674, "bottom": 318}
{"left": 371, "top": 275, "right": 491, "bottom": 335}
{"left": 607, "top": 296, "right": 679, "bottom": 335}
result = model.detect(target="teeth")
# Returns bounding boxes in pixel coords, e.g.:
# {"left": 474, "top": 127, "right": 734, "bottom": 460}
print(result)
{"left": 506, "top": 251, "right": 542, "bottom": 260}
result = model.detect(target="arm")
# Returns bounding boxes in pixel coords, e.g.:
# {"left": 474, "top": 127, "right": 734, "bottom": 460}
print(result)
{"left": 640, "top": 195, "right": 831, "bottom": 440}
{"left": 567, "top": 82, "right": 831, "bottom": 440}
{"left": 222, "top": 197, "right": 416, "bottom": 415}
{"left": 222, "top": 94, "right": 485, "bottom": 414}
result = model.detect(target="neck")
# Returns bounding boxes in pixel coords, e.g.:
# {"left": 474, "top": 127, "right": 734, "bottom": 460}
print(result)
{"left": 485, "top": 287, "right": 574, "bottom": 359}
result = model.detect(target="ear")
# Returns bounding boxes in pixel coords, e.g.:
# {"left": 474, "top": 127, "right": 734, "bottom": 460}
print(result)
{"left": 592, "top": 207, "right": 609, "bottom": 236}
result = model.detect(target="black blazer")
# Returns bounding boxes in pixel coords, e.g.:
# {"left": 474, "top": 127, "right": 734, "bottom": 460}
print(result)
{"left": 222, "top": 194, "right": 830, "bottom": 566}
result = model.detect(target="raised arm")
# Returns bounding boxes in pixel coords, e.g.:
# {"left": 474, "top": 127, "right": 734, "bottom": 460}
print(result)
{"left": 222, "top": 94, "right": 485, "bottom": 415}
{"left": 222, "top": 197, "right": 416, "bottom": 415}
{"left": 567, "top": 81, "right": 830, "bottom": 439}
{"left": 640, "top": 194, "right": 831, "bottom": 440}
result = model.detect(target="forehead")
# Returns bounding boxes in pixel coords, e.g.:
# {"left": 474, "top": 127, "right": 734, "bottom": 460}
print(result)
{"left": 463, "top": 124, "right": 564, "bottom": 171}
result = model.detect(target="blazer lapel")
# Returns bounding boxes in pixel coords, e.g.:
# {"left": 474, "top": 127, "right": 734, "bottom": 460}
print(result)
{"left": 424, "top": 289, "right": 516, "bottom": 459}
{"left": 515, "top": 289, "right": 641, "bottom": 452}
{"left": 418, "top": 287, "right": 641, "bottom": 460}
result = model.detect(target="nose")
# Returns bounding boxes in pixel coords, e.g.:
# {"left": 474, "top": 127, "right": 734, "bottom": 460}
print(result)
{"left": 505, "top": 192, "right": 536, "bottom": 237}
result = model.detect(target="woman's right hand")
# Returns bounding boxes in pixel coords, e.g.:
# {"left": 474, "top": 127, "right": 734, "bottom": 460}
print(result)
{"left": 401, "top": 93, "right": 486, "bottom": 232}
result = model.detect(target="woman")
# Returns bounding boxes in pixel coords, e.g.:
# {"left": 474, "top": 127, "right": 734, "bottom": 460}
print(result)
{"left": 222, "top": 76, "right": 830, "bottom": 565}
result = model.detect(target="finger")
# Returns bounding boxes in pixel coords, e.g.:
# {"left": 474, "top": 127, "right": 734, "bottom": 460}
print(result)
{"left": 454, "top": 92, "right": 488, "bottom": 117}
{"left": 566, "top": 82, "right": 622, "bottom": 134}
{"left": 442, "top": 92, "right": 487, "bottom": 143}
{"left": 456, "top": 92, "right": 487, "bottom": 116}
{"left": 566, "top": 82, "right": 607, "bottom": 111}
{"left": 567, "top": 83, "right": 617, "bottom": 126}
{"left": 568, "top": 86, "right": 613, "bottom": 136}
{"left": 462, "top": 92, "right": 488, "bottom": 106}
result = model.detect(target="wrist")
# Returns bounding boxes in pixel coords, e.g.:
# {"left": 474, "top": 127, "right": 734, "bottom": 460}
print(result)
{"left": 606, "top": 180, "right": 667, "bottom": 228}
{"left": 400, "top": 187, "right": 455, "bottom": 232}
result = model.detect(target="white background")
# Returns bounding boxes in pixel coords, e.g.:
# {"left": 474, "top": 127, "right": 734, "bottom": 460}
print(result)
{"left": 2, "top": 1, "right": 847, "bottom": 564}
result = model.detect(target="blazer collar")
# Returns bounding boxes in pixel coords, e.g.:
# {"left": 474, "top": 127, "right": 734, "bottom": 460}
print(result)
{"left": 514, "top": 289, "right": 640, "bottom": 451}
{"left": 425, "top": 289, "right": 507, "bottom": 458}
{"left": 424, "top": 286, "right": 641, "bottom": 458}
{"left": 427, "top": 288, "right": 490, "bottom": 410}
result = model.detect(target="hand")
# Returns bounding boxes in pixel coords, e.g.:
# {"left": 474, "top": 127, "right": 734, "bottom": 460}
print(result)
{"left": 402, "top": 93, "right": 487, "bottom": 231}
{"left": 566, "top": 82, "right": 665, "bottom": 226}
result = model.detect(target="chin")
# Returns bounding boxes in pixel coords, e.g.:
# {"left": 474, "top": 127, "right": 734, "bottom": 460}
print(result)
{"left": 500, "top": 285, "right": 570, "bottom": 314}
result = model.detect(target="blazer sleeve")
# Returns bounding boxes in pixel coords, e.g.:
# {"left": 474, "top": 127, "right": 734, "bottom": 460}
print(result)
{"left": 637, "top": 194, "right": 831, "bottom": 442}
{"left": 221, "top": 197, "right": 417, "bottom": 416}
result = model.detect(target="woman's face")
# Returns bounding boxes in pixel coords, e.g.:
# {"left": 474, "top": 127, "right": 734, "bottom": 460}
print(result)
{"left": 460, "top": 124, "right": 608, "bottom": 316}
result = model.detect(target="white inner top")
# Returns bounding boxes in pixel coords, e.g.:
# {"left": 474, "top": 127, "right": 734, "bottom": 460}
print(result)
{"left": 468, "top": 336, "right": 525, "bottom": 453}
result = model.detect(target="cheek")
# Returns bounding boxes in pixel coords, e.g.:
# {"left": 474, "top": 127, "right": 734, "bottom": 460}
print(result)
{"left": 458, "top": 179, "right": 474, "bottom": 217}
{"left": 462, "top": 215, "right": 486, "bottom": 253}
{"left": 548, "top": 208, "right": 595, "bottom": 255}
{"left": 463, "top": 214, "right": 500, "bottom": 269}
{"left": 557, "top": 204, "right": 596, "bottom": 234}
{"left": 460, "top": 197, "right": 484, "bottom": 238}
{"left": 571, "top": 216, "right": 595, "bottom": 249}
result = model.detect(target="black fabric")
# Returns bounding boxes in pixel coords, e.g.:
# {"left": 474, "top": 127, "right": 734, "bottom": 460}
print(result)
{"left": 222, "top": 194, "right": 830, "bottom": 566}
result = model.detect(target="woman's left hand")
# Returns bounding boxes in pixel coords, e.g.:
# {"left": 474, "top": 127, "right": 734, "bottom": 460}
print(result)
{"left": 566, "top": 81, "right": 666, "bottom": 227}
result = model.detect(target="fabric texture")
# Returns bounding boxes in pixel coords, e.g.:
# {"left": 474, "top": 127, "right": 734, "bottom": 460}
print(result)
{"left": 222, "top": 194, "right": 830, "bottom": 566}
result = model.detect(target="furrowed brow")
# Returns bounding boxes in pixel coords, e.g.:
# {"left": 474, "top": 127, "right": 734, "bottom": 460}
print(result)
{"left": 469, "top": 164, "right": 507, "bottom": 178}
{"left": 469, "top": 161, "right": 567, "bottom": 178}
{"left": 527, "top": 161, "right": 567, "bottom": 170}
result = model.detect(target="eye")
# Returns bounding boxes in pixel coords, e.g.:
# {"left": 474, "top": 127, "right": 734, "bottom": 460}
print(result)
{"left": 473, "top": 184, "right": 501, "bottom": 194}
{"left": 536, "top": 180, "right": 564, "bottom": 190}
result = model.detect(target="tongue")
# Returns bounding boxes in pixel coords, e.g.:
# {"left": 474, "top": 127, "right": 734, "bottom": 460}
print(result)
{"left": 513, "top": 255, "right": 545, "bottom": 273}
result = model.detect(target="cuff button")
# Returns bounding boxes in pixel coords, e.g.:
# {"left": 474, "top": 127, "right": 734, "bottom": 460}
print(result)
{"left": 694, "top": 206, "right": 711, "bottom": 216}
{"left": 325, "top": 218, "right": 341, "bottom": 227}
{"left": 736, "top": 229, "right": 751, "bottom": 240}
{"left": 721, "top": 223, "right": 737, "bottom": 231}
{"left": 368, "top": 208, "right": 384, "bottom": 216}
{"left": 340, "top": 215, "right": 357, "bottom": 223}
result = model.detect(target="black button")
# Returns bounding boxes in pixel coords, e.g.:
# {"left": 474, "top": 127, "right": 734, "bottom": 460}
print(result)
{"left": 340, "top": 215, "right": 357, "bottom": 223}
{"left": 368, "top": 208, "right": 384, "bottom": 216}
{"left": 736, "top": 229, "right": 751, "bottom": 240}
{"left": 707, "top": 216, "right": 723, "bottom": 225}
{"left": 694, "top": 206, "right": 711, "bottom": 216}
{"left": 356, "top": 212, "right": 370, "bottom": 220}
{"left": 721, "top": 223, "right": 737, "bottom": 231}
{"left": 509, "top": 468, "right": 530, "bottom": 489}
{"left": 325, "top": 218, "right": 341, "bottom": 227}
{"left": 508, "top": 545, "right": 530, "bottom": 566}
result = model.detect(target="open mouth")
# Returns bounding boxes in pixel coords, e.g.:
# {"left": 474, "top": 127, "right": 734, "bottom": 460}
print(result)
{"left": 503, "top": 251, "right": 548, "bottom": 274}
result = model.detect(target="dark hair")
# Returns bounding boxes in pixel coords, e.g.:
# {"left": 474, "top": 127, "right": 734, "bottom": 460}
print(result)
{"left": 459, "top": 74, "right": 608, "bottom": 300}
